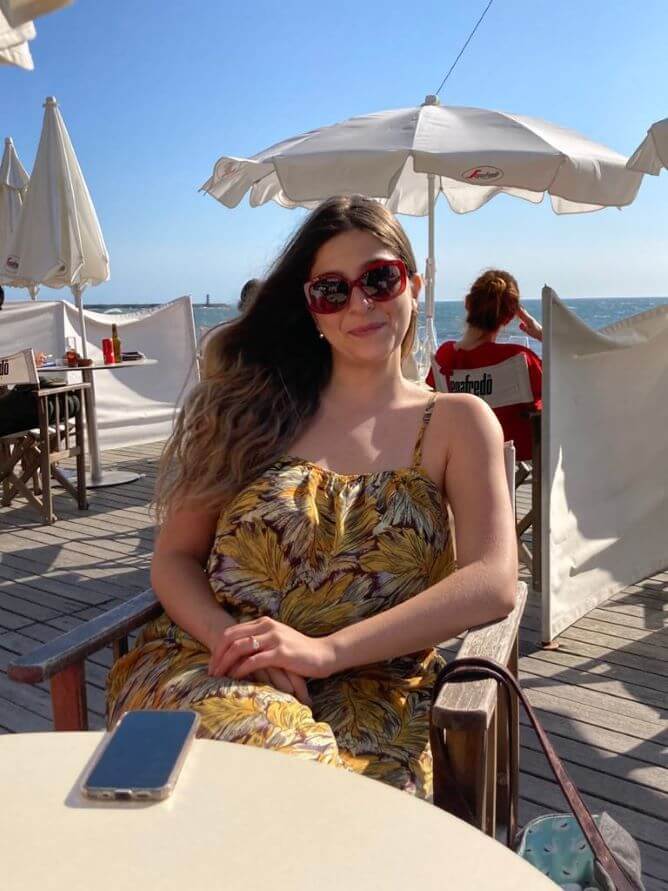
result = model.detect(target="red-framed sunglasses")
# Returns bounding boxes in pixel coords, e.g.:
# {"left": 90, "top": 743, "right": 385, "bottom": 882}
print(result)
{"left": 304, "top": 259, "right": 408, "bottom": 315}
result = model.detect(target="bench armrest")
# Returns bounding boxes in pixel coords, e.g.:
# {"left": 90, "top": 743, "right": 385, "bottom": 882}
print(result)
{"left": 432, "top": 581, "right": 527, "bottom": 732}
{"left": 7, "top": 589, "right": 161, "bottom": 684}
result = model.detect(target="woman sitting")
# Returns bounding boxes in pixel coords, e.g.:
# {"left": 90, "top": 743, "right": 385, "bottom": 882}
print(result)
{"left": 427, "top": 270, "right": 543, "bottom": 462}
{"left": 107, "top": 196, "right": 516, "bottom": 800}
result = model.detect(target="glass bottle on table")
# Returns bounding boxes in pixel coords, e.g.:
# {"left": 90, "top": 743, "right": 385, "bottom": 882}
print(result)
{"left": 65, "top": 336, "right": 78, "bottom": 367}
{"left": 111, "top": 323, "right": 122, "bottom": 363}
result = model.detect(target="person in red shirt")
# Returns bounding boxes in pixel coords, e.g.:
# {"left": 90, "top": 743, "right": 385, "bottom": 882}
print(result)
{"left": 426, "top": 269, "right": 542, "bottom": 461}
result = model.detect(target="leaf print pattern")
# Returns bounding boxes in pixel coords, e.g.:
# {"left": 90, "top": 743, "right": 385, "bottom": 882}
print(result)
{"left": 107, "top": 396, "right": 454, "bottom": 799}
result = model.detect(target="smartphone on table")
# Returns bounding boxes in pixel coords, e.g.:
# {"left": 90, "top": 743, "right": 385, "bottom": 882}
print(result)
{"left": 82, "top": 709, "right": 199, "bottom": 801}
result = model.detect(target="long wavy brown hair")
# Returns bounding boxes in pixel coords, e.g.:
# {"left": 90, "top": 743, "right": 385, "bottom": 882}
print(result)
{"left": 155, "top": 195, "right": 418, "bottom": 520}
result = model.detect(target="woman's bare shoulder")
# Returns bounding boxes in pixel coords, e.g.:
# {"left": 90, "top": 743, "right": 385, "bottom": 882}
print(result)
{"left": 430, "top": 392, "right": 503, "bottom": 447}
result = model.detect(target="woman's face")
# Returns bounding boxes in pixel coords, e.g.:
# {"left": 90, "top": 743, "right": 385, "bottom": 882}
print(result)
{"left": 307, "top": 229, "right": 421, "bottom": 366}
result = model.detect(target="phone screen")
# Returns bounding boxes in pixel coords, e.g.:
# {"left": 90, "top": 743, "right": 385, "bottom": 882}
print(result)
{"left": 85, "top": 710, "right": 198, "bottom": 792}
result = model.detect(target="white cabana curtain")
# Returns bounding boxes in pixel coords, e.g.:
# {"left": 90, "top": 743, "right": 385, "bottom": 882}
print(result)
{"left": 541, "top": 287, "right": 668, "bottom": 642}
{"left": 0, "top": 296, "right": 199, "bottom": 450}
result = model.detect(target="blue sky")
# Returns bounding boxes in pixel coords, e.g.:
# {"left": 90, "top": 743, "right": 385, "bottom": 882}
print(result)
{"left": 2, "top": 0, "right": 667, "bottom": 304}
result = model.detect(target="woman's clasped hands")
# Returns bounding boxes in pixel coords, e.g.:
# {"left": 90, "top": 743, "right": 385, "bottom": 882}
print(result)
{"left": 207, "top": 616, "right": 339, "bottom": 706}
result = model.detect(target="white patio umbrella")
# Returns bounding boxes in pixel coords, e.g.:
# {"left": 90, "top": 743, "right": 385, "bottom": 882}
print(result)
{"left": 202, "top": 96, "right": 643, "bottom": 358}
{"left": 627, "top": 118, "right": 668, "bottom": 175}
{"left": 0, "top": 137, "right": 30, "bottom": 291}
{"left": 0, "top": 6, "right": 34, "bottom": 69}
{"left": 3, "top": 96, "right": 110, "bottom": 355}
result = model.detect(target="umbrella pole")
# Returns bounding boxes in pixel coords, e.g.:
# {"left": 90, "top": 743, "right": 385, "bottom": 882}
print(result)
{"left": 426, "top": 173, "right": 438, "bottom": 356}
{"left": 73, "top": 284, "right": 88, "bottom": 358}
{"left": 72, "top": 283, "right": 103, "bottom": 484}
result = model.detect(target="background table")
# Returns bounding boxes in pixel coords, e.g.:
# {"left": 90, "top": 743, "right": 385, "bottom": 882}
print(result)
{"left": 47, "top": 360, "right": 157, "bottom": 488}
{"left": 0, "top": 732, "right": 558, "bottom": 891}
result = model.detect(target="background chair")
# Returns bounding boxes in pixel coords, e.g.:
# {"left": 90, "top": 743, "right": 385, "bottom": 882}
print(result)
{"left": 0, "top": 348, "right": 89, "bottom": 524}
{"left": 430, "top": 354, "right": 541, "bottom": 591}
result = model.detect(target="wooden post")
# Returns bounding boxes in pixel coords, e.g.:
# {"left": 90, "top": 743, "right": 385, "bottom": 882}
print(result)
{"left": 37, "top": 396, "right": 54, "bottom": 524}
{"left": 496, "top": 637, "right": 519, "bottom": 843}
{"left": 432, "top": 722, "right": 488, "bottom": 830}
{"left": 50, "top": 663, "right": 88, "bottom": 731}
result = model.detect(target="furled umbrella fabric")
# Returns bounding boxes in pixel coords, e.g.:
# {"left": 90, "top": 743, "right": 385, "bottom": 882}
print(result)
{"left": 0, "top": 0, "right": 72, "bottom": 27}
{"left": 627, "top": 118, "right": 668, "bottom": 175}
{"left": 202, "top": 97, "right": 643, "bottom": 358}
{"left": 3, "top": 96, "right": 109, "bottom": 354}
{"left": 0, "top": 138, "right": 29, "bottom": 291}
{"left": 0, "top": 7, "right": 34, "bottom": 69}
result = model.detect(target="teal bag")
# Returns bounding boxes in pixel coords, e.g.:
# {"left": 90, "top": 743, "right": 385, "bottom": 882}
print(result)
{"left": 515, "top": 812, "right": 644, "bottom": 890}
{"left": 434, "top": 658, "right": 644, "bottom": 891}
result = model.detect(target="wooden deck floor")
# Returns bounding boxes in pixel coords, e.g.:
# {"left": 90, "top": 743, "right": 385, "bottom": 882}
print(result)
{"left": 0, "top": 443, "right": 666, "bottom": 889}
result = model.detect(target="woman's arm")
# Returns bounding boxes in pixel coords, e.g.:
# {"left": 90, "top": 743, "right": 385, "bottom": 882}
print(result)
{"left": 212, "top": 395, "right": 518, "bottom": 679}
{"left": 151, "top": 507, "right": 237, "bottom": 651}
{"left": 153, "top": 507, "right": 313, "bottom": 703}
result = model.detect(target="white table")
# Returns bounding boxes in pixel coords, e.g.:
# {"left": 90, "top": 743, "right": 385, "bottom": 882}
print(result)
{"left": 48, "top": 360, "right": 157, "bottom": 487}
{"left": 0, "top": 732, "right": 558, "bottom": 891}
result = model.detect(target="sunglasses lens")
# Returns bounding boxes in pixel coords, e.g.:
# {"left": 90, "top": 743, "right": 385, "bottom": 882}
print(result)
{"left": 360, "top": 263, "right": 403, "bottom": 300}
{"left": 308, "top": 276, "right": 350, "bottom": 313}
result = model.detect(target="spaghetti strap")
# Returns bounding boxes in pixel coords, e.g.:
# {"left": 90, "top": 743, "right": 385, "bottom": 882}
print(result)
{"left": 411, "top": 394, "right": 438, "bottom": 468}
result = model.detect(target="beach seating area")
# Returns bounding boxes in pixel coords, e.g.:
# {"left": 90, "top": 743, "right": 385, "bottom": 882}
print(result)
{"left": 0, "top": 441, "right": 666, "bottom": 888}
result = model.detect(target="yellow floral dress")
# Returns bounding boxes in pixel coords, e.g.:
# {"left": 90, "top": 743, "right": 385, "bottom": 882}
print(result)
{"left": 107, "top": 395, "right": 455, "bottom": 799}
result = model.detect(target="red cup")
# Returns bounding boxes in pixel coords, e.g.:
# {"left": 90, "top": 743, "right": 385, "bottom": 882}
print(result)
{"left": 102, "top": 338, "right": 115, "bottom": 364}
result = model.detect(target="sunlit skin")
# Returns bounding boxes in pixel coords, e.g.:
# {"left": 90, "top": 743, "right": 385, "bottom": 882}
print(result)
{"left": 152, "top": 229, "right": 517, "bottom": 704}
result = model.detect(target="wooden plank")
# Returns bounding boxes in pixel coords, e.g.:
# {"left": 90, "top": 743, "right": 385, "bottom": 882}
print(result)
{"left": 520, "top": 639, "right": 668, "bottom": 697}
{"left": 520, "top": 629, "right": 666, "bottom": 687}
{"left": 8, "top": 589, "right": 160, "bottom": 683}
{"left": 0, "top": 695, "right": 52, "bottom": 732}
{"left": 0, "top": 670, "right": 53, "bottom": 720}
{"left": 520, "top": 654, "right": 668, "bottom": 715}
{"left": 0, "top": 608, "right": 33, "bottom": 631}
{"left": 521, "top": 686, "right": 668, "bottom": 748}
{"left": 520, "top": 725, "right": 668, "bottom": 794}
{"left": 0, "top": 552, "right": 147, "bottom": 600}
{"left": 520, "top": 746, "right": 668, "bottom": 822}
{"left": 522, "top": 624, "right": 668, "bottom": 676}
{"left": 0, "top": 563, "right": 113, "bottom": 606}
{"left": 0, "top": 591, "right": 62, "bottom": 623}
{"left": 520, "top": 669, "right": 667, "bottom": 733}
{"left": 0, "top": 579, "right": 94, "bottom": 615}
{"left": 1, "top": 508, "right": 156, "bottom": 542}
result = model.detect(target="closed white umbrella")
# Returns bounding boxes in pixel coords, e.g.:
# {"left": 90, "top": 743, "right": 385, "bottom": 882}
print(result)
{"left": 0, "top": 0, "right": 71, "bottom": 27}
{"left": 0, "top": 7, "right": 34, "bottom": 69}
{"left": 202, "top": 96, "right": 643, "bottom": 358}
{"left": 627, "top": 118, "right": 668, "bottom": 175}
{"left": 3, "top": 96, "right": 110, "bottom": 354}
{"left": 0, "top": 137, "right": 30, "bottom": 292}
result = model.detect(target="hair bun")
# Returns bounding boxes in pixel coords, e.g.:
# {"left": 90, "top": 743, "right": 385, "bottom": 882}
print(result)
{"left": 490, "top": 277, "right": 507, "bottom": 296}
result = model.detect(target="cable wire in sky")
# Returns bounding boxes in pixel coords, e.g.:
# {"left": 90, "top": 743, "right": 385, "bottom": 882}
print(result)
{"left": 434, "top": 0, "right": 496, "bottom": 97}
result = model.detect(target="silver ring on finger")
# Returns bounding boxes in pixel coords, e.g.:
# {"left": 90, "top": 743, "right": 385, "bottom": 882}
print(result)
{"left": 250, "top": 636, "right": 261, "bottom": 653}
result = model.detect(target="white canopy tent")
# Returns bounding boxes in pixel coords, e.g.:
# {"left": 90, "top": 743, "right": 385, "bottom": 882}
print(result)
{"left": 0, "top": 137, "right": 29, "bottom": 287}
{"left": 3, "top": 96, "right": 109, "bottom": 355}
{"left": 627, "top": 117, "right": 668, "bottom": 175}
{"left": 202, "top": 96, "right": 643, "bottom": 359}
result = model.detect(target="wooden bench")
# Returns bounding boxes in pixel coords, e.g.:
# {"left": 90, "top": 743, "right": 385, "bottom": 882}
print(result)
{"left": 7, "top": 581, "right": 527, "bottom": 840}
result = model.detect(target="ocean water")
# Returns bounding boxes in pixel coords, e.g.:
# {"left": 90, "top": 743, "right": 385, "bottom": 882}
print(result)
{"left": 90, "top": 297, "right": 668, "bottom": 349}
